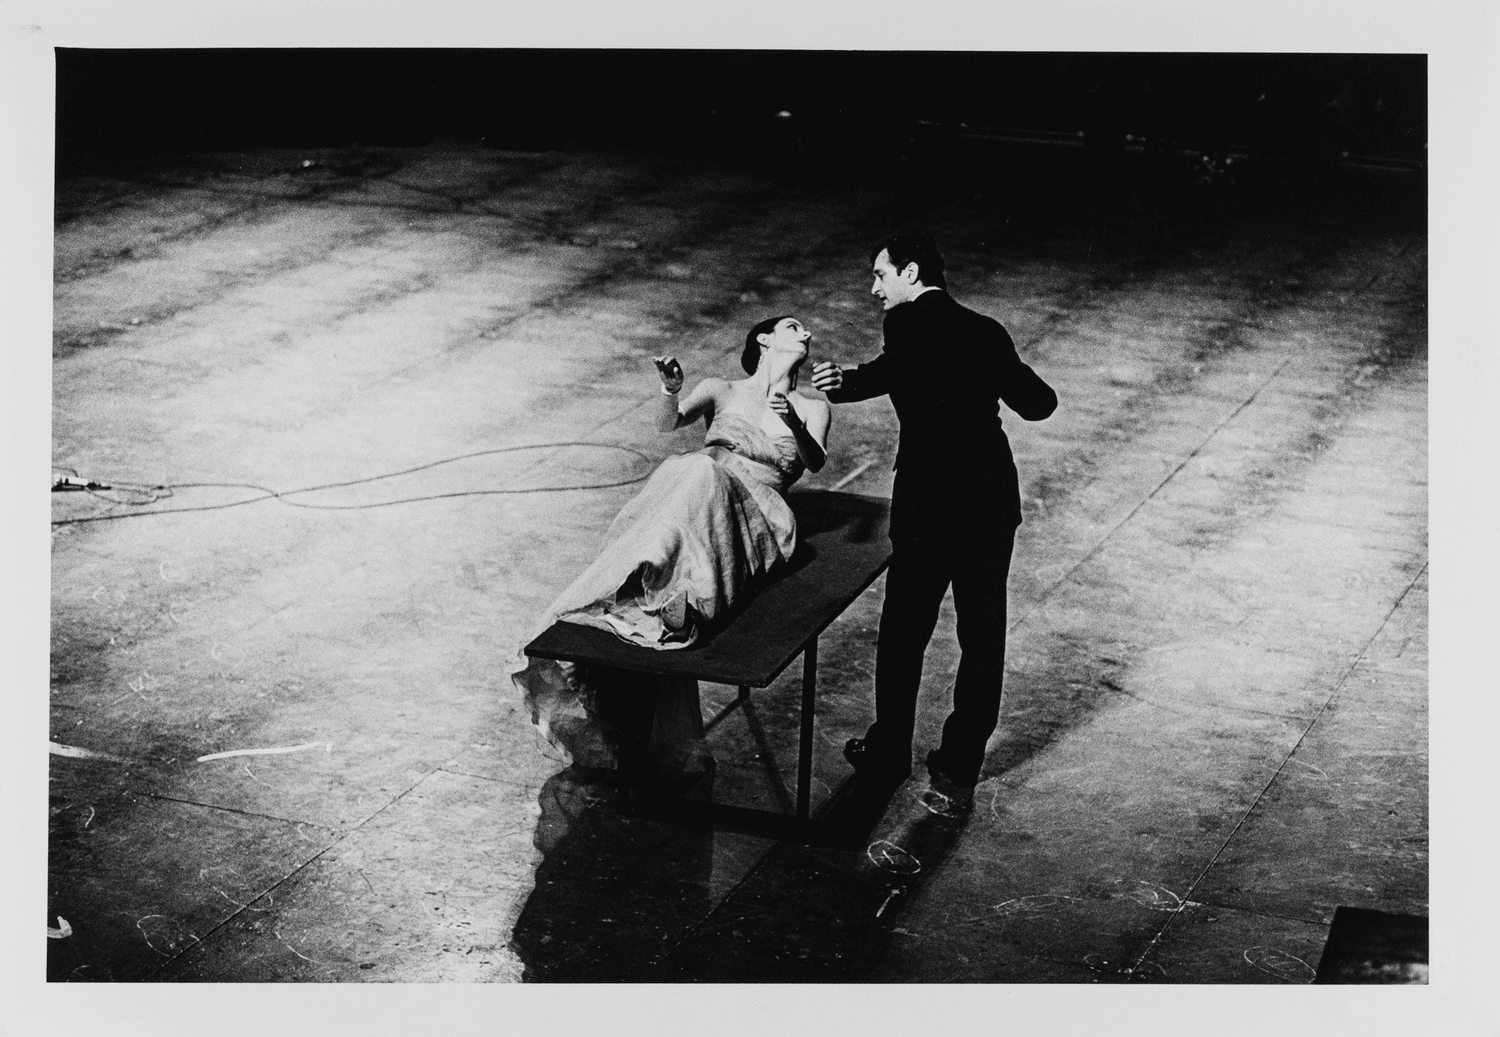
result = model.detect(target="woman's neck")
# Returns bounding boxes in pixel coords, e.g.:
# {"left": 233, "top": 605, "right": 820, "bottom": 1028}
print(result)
{"left": 757, "top": 353, "right": 801, "bottom": 396}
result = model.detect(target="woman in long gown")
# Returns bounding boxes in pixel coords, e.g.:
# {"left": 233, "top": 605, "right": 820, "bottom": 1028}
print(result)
{"left": 511, "top": 315, "right": 832, "bottom": 777}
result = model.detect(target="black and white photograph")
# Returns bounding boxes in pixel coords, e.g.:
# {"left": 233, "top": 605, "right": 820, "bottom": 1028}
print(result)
{"left": 4, "top": 1, "right": 1493, "bottom": 1032}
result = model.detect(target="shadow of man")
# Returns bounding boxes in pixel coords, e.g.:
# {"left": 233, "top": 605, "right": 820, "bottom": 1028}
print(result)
{"left": 648, "top": 777, "right": 978, "bottom": 981}
{"left": 510, "top": 756, "right": 978, "bottom": 982}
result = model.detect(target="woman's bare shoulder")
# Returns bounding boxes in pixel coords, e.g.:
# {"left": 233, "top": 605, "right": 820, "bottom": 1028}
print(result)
{"left": 688, "top": 375, "right": 734, "bottom": 400}
{"left": 792, "top": 391, "right": 831, "bottom": 415}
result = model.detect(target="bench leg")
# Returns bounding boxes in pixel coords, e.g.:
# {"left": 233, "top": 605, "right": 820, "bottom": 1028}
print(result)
{"left": 797, "top": 637, "right": 817, "bottom": 821}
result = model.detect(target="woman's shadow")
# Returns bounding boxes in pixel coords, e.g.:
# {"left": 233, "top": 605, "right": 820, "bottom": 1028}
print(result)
{"left": 507, "top": 764, "right": 720, "bottom": 982}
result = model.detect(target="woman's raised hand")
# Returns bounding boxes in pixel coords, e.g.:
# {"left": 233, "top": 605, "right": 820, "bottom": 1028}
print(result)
{"left": 653, "top": 355, "right": 685, "bottom": 393}
{"left": 768, "top": 392, "right": 801, "bottom": 429}
{"left": 811, "top": 361, "right": 843, "bottom": 393}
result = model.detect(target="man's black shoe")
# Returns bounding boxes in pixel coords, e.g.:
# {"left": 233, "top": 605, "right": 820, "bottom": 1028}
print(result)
{"left": 920, "top": 783, "right": 974, "bottom": 818}
{"left": 925, "top": 749, "right": 979, "bottom": 790}
{"left": 843, "top": 738, "right": 911, "bottom": 784}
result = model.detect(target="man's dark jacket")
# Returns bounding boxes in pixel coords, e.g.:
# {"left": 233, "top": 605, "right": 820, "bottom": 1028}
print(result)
{"left": 827, "top": 288, "right": 1057, "bottom": 542}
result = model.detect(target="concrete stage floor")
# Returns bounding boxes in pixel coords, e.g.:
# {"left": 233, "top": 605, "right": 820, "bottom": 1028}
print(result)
{"left": 47, "top": 141, "right": 1426, "bottom": 984}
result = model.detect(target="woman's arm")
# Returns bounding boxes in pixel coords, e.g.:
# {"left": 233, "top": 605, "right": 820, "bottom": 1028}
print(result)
{"left": 769, "top": 394, "right": 831, "bottom": 473}
{"left": 654, "top": 356, "right": 725, "bottom": 432}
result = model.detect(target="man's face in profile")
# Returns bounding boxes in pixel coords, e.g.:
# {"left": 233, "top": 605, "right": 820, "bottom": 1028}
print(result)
{"left": 871, "top": 249, "right": 919, "bottom": 311}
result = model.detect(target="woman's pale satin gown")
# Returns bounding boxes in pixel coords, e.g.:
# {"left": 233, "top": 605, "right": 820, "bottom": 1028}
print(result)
{"left": 511, "top": 413, "right": 805, "bottom": 773}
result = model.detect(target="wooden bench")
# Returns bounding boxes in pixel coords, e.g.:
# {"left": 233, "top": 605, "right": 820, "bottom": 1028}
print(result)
{"left": 523, "top": 490, "right": 892, "bottom": 832}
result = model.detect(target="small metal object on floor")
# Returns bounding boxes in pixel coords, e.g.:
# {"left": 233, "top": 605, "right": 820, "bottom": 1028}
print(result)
{"left": 1313, "top": 906, "right": 1428, "bottom": 984}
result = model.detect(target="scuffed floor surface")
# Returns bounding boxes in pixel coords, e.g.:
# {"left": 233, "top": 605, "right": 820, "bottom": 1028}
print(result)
{"left": 48, "top": 141, "right": 1426, "bottom": 982}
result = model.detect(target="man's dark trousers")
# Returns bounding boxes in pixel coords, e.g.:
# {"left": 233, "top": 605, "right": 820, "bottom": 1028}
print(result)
{"left": 870, "top": 521, "right": 1016, "bottom": 783}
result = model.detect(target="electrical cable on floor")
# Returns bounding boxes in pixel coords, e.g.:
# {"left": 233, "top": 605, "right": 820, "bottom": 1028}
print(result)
{"left": 51, "top": 442, "right": 656, "bottom": 526}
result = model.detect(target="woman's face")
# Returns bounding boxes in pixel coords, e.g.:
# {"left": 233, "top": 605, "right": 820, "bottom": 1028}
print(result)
{"left": 758, "top": 317, "right": 812, "bottom": 359}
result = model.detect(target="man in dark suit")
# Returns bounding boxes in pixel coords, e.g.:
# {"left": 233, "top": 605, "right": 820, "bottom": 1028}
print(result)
{"left": 811, "top": 233, "right": 1057, "bottom": 792}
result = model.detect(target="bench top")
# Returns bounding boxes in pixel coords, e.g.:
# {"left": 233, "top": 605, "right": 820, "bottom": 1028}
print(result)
{"left": 523, "top": 489, "right": 892, "bottom": 687}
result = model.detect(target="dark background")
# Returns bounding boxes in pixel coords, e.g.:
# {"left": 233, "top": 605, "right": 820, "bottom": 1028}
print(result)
{"left": 56, "top": 50, "right": 1425, "bottom": 191}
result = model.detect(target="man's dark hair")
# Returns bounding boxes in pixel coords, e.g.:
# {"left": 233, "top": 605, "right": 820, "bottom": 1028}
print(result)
{"left": 871, "top": 233, "right": 947, "bottom": 290}
{"left": 742, "top": 314, "right": 793, "bottom": 374}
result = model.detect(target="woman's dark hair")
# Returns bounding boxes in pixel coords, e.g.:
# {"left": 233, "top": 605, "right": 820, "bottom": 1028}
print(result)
{"left": 871, "top": 232, "right": 947, "bottom": 290}
{"left": 741, "top": 314, "right": 793, "bottom": 374}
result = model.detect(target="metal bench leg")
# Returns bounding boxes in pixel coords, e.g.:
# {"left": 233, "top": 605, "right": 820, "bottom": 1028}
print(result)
{"left": 797, "top": 637, "right": 817, "bottom": 821}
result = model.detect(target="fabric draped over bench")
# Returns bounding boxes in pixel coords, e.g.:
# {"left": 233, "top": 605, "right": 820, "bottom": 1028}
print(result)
{"left": 511, "top": 414, "right": 805, "bottom": 769}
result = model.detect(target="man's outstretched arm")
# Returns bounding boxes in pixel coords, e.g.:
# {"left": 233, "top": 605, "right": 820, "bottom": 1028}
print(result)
{"left": 812, "top": 352, "right": 893, "bottom": 403}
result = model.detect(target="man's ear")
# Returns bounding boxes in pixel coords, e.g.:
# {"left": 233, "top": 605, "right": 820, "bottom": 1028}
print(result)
{"left": 902, "top": 263, "right": 920, "bottom": 283}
